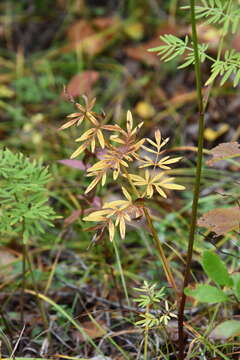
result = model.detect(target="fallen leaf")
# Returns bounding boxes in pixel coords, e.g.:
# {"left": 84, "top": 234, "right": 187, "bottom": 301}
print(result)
{"left": 124, "top": 22, "right": 144, "bottom": 40}
{"left": 73, "top": 320, "right": 107, "bottom": 341}
{"left": 135, "top": 101, "right": 155, "bottom": 118}
{"left": 64, "top": 71, "right": 99, "bottom": 98}
{"left": 92, "top": 16, "right": 119, "bottom": 30}
{"left": 58, "top": 159, "right": 88, "bottom": 170}
{"left": 64, "top": 20, "right": 105, "bottom": 56}
{"left": 64, "top": 18, "right": 119, "bottom": 56}
{"left": 168, "top": 90, "right": 197, "bottom": 106}
{"left": 204, "top": 124, "right": 229, "bottom": 142}
{"left": 67, "top": 19, "right": 94, "bottom": 44}
{"left": 198, "top": 207, "right": 240, "bottom": 235}
{"left": 64, "top": 209, "right": 82, "bottom": 227}
{"left": 125, "top": 43, "right": 160, "bottom": 66}
{"left": 125, "top": 23, "right": 182, "bottom": 66}
{"left": 207, "top": 142, "right": 240, "bottom": 166}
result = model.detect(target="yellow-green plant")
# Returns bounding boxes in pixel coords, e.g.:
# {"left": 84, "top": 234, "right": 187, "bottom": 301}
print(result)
{"left": 0, "top": 148, "right": 57, "bottom": 328}
{"left": 133, "top": 281, "right": 177, "bottom": 360}
{"left": 59, "top": 95, "right": 185, "bottom": 292}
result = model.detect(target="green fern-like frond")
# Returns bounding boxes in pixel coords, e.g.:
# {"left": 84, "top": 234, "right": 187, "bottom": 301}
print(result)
{"left": 206, "top": 49, "right": 240, "bottom": 87}
{"left": 149, "top": 34, "right": 209, "bottom": 69}
{"left": 182, "top": 0, "right": 240, "bottom": 34}
{"left": 148, "top": 35, "right": 189, "bottom": 62}
{"left": 0, "top": 149, "right": 57, "bottom": 242}
{"left": 178, "top": 43, "right": 209, "bottom": 68}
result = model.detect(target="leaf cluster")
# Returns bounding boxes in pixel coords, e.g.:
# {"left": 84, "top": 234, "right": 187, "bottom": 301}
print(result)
{"left": 183, "top": 0, "right": 240, "bottom": 35}
{"left": 0, "top": 148, "right": 57, "bottom": 242}
{"left": 133, "top": 281, "right": 177, "bottom": 328}
{"left": 149, "top": 1, "right": 240, "bottom": 87}
{"left": 60, "top": 96, "right": 185, "bottom": 242}
{"left": 185, "top": 250, "right": 240, "bottom": 304}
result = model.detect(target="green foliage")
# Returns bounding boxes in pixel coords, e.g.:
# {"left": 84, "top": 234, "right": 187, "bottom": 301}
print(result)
{"left": 149, "top": 1, "right": 240, "bottom": 87}
{"left": 185, "top": 284, "right": 228, "bottom": 303}
{"left": 133, "top": 281, "right": 177, "bottom": 328}
{"left": 205, "top": 49, "right": 240, "bottom": 86}
{"left": 149, "top": 35, "right": 208, "bottom": 68}
{"left": 183, "top": 0, "right": 240, "bottom": 35}
{"left": 148, "top": 35, "right": 189, "bottom": 62}
{"left": 185, "top": 251, "right": 239, "bottom": 304}
{"left": 133, "top": 281, "right": 165, "bottom": 308}
{"left": 202, "top": 250, "right": 232, "bottom": 286}
{"left": 12, "top": 75, "right": 61, "bottom": 104}
{"left": 232, "top": 273, "right": 240, "bottom": 301}
{"left": 0, "top": 148, "right": 57, "bottom": 242}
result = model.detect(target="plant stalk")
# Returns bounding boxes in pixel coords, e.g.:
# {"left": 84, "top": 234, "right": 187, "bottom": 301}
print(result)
{"left": 24, "top": 244, "right": 49, "bottom": 332}
{"left": 178, "top": 0, "right": 205, "bottom": 358}
{"left": 20, "top": 244, "right": 26, "bottom": 325}
{"left": 123, "top": 168, "right": 177, "bottom": 293}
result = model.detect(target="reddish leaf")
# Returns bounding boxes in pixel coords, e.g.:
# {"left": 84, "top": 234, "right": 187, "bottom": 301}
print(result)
{"left": 198, "top": 207, "right": 240, "bottom": 235}
{"left": 67, "top": 19, "right": 94, "bottom": 44}
{"left": 64, "top": 209, "right": 82, "bottom": 226}
{"left": 64, "top": 71, "right": 99, "bottom": 98}
{"left": 92, "top": 16, "right": 118, "bottom": 29}
{"left": 125, "top": 36, "right": 164, "bottom": 67}
{"left": 58, "top": 159, "right": 87, "bottom": 170}
{"left": 207, "top": 142, "right": 240, "bottom": 166}
{"left": 63, "top": 18, "right": 118, "bottom": 56}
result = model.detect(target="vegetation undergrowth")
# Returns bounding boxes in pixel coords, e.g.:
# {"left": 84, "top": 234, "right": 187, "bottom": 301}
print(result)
{"left": 0, "top": 0, "right": 240, "bottom": 359}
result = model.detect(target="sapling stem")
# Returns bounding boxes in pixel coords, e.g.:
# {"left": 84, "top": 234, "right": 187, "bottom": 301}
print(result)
{"left": 178, "top": 0, "right": 205, "bottom": 358}
{"left": 20, "top": 243, "right": 26, "bottom": 325}
{"left": 24, "top": 243, "right": 49, "bottom": 332}
{"left": 123, "top": 168, "right": 178, "bottom": 293}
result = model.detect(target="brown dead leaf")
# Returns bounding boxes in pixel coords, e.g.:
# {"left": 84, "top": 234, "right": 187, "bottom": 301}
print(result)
{"left": 64, "top": 20, "right": 105, "bottom": 56}
{"left": 63, "top": 70, "right": 99, "bottom": 98}
{"left": 207, "top": 142, "right": 240, "bottom": 166}
{"left": 168, "top": 90, "right": 197, "bottom": 106}
{"left": 92, "top": 16, "right": 119, "bottom": 30}
{"left": 64, "top": 18, "right": 119, "bottom": 56}
{"left": 64, "top": 209, "right": 82, "bottom": 227}
{"left": 73, "top": 320, "right": 107, "bottom": 341}
{"left": 67, "top": 20, "right": 94, "bottom": 44}
{"left": 125, "top": 40, "right": 160, "bottom": 67}
{"left": 198, "top": 207, "right": 240, "bottom": 235}
{"left": 125, "top": 23, "right": 184, "bottom": 66}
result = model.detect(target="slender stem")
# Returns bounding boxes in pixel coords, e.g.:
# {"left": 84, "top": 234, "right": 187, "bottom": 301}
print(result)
{"left": 143, "top": 208, "right": 178, "bottom": 293}
{"left": 178, "top": 0, "right": 205, "bottom": 358}
{"left": 24, "top": 244, "right": 49, "bottom": 332}
{"left": 112, "top": 237, "right": 131, "bottom": 308}
{"left": 123, "top": 168, "right": 178, "bottom": 293}
{"left": 143, "top": 304, "right": 150, "bottom": 360}
{"left": 20, "top": 243, "right": 26, "bottom": 325}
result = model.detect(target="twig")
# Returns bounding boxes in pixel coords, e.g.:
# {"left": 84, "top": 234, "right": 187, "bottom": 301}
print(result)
{"left": 178, "top": 0, "right": 205, "bottom": 358}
